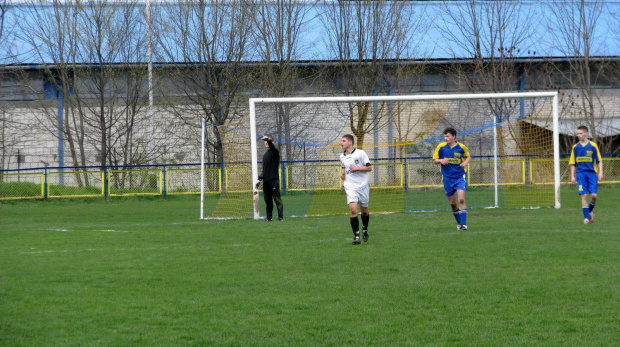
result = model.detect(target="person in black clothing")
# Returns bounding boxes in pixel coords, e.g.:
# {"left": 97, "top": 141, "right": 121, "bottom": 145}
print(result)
{"left": 258, "top": 135, "right": 284, "bottom": 221}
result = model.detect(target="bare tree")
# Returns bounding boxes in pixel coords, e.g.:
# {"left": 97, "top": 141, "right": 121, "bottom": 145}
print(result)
{"left": 321, "top": 0, "right": 425, "bottom": 149}
{"left": 17, "top": 0, "right": 154, "bottom": 173}
{"left": 13, "top": 1, "right": 84, "bottom": 172}
{"left": 0, "top": 1, "right": 6, "bottom": 45}
{"left": 436, "top": 0, "right": 540, "bottom": 158}
{"left": 72, "top": 1, "right": 153, "bottom": 168}
{"left": 545, "top": 0, "right": 617, "bottom": 153}
{"left": 153, "top": 0, "right": 252, "bottom": 165}
{"left": 11, "top": 0, "right": 164, "bottom": 195}
{"left": 250, "top": 0, "right": 319, "bottom": 162}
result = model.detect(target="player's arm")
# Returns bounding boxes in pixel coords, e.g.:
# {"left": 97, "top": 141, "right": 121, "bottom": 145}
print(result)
{"left": 350, "top": 164, "right": 372, "bottom": 172}
{"left": 460, "top": 145, "right": 471, "bottom": 168}
{"left": 594, "top": 143, "right": 603, "bottom": 180}
{"left": 460, "top": 156, "right": 471, "bottom": 168}
{"left": 351, "top": 152, "right": 372, "bottom": 172}
{"left": 340, "top": 166, "right": 346, "bottom": 180}
{"left": 262, "top": 136, "right": 280, "bottom": 159}
{"left": 432, "top": 145, "right": 448, "bottom": 165}
{"left": 568, "top": 145, "right": 577, "bottom": 183}
{"left": 268, "top": 140, "right": 279, "bottom": 157}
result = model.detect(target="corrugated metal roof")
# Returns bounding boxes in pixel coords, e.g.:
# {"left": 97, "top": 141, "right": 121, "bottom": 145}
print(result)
{"left": 525, "top": 117, "right": 620, "bottom": 137}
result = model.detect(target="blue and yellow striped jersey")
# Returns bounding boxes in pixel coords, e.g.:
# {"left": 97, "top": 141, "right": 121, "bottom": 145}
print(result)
{"left": 568, "top": 141, "right": 602, "bottom": 173}
{"left": 432, "top": 142, "right": 470, "bottom": 178}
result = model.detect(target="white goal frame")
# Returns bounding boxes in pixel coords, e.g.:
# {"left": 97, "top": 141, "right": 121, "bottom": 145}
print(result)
{"left": 244, "top": 91, "right": 560, "bottom": 220}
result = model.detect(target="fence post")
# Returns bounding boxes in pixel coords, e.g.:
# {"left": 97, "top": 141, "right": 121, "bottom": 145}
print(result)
{"left": 104, "top": 167, "right": 109, "bottom": 201}
{"left": 162, "top": 165, "right": 167, "bottom": 200}
{"left": 280, "top": 161, "right": 286, "bottom": 192}
{"left": 403, "top": 159, "right": 408, "bottom": 191}
{"left": 525, "top": 155, "right": 530, "bottom": 189}
{"left": 43, "top": 168, "right": 48, "bottom": 200}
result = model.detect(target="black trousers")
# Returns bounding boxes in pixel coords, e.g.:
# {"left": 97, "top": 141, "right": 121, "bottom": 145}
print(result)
{"left": 263, "top": 179, "right": 283, "bottom": 219}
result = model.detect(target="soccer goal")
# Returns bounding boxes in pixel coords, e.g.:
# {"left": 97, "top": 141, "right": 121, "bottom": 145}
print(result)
{"left": 201, "top": 91, "right": 560, "bottom": 220}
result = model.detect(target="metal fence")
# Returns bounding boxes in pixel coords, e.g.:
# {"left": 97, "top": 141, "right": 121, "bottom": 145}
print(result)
{"left": 1, "top": 157, "right": 619, "bottom": 201}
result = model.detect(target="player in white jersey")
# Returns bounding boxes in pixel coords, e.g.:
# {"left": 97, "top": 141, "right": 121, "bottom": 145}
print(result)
{"left": 339, "top": 134, "right": 372, "bottom": 245}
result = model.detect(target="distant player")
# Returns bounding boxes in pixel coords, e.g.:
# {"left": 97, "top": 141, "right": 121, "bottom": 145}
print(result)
{"left": 339, "top": 134, "right": 372, "bottom": 245}
{"left": 257, "top": 135, "right": 284, "bottom": 221}
{"left": 569, "top": 126, "right": 603, "bottom": 224}
{"left": 432, "top": 128, "right": 471, "bottom": 230}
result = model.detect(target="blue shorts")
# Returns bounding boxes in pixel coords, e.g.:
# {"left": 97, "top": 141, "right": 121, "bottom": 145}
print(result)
{"left": 443, "top": 174, "right": 467, "bottom": 197}
{"left": 576, "top": 171, "right": 598, "bottom": 195}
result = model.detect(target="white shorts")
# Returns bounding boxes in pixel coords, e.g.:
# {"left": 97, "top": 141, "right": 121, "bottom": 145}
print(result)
{"left": 344, "top": 185, "right": 370, "bottom": 207}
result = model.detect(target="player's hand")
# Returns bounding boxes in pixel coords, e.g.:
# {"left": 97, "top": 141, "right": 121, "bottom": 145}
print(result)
{"left": 255, "top": 181, "right": 261, "bottom": 189}
{"left": 349, "top": 165, "right": 357, "bottom": 172}
{"left": 598, "top": 173, "right": 603, "bottom": 181}
{"left": 570, "top": 176, "right": 576, "bottom": 184}
{"left": 340, "top": 172, "right": 346, "bottom": 180}
{"left": 439, "top": 159, "right": 448, "bottom": 165}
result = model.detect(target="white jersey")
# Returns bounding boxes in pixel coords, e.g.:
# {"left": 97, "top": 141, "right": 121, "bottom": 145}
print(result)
{"left": 340, "top": 148, "right": 371, "bottom": 190}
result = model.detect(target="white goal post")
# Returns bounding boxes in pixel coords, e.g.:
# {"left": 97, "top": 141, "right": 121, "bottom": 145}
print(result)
{"left": 248, "top": 92, "right": 560, "bottom": 220}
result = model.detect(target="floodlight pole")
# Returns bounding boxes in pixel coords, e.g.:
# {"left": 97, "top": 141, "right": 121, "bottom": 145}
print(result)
{"left": 200, "top": 120, "right": 205, "bottom": 220}
{"left": 146, "top": 0, "right": 154, "bottom": 165}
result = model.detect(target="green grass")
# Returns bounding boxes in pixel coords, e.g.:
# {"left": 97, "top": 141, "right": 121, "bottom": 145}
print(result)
{"left": 1, "top": 187, "right": 620, "bottom": 346}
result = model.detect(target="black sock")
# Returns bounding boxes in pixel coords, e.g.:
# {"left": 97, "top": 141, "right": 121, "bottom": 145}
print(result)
{"left": 350, "top": 216, "right": 359, "bottom": 236}
{"left": 361, "top": 213, "right": 369, "bottom": 230}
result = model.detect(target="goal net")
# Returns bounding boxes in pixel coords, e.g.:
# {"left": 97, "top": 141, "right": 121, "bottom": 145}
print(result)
{"left": 201, "top": 92, "right": 560, "bottom": 220}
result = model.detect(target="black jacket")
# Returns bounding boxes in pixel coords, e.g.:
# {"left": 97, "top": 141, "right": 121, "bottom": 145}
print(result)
{"left": 260, "top": 140, "right": 280, "bottom": 182}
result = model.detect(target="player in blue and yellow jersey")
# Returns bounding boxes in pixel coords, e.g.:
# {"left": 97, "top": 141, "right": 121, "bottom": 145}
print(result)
{"left": 433, "top": 128, "right": 471, "bottom": 230}
{"left": 569, "top": 126, "right": 603, "bottom": 224}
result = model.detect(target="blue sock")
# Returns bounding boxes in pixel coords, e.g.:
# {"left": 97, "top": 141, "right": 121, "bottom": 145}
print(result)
{"left": 453, "top": 210, "right": 461, "bottom": 225}
{"left": 582, "top": 207, "right": 590, "bottom": 220}
{"left": 588, "top": 202, "right": 595, "bottom": 213}
{"left": 460, "top": 209, "right": 467, "bottom": 226}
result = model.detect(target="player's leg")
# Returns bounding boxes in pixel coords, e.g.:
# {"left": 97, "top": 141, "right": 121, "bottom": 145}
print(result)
{"left": 456, "top": 189, "right": 468, "bottom": 230}
{"left": 359, "top": 185, "right": 370, "bottom": 242}
{"left": 345, "top": 188, "right": 361, "bottom": 244}
{"left": 447, "top": 194, "right": 461, "bottom": 229}
{"left": 360, "top": 206, "right": 369, "bottom": 242}
{"left": 443, "top": 176, "right": 460, "bottom": 230}
{"left": 349, "top": 202, "right": 361, "bottom": 244}
{"left": 588, "top": 193, "right": 597, "bottom": 222}
{"left": 263, "top": 180, "right": 274, "bottom": 221}
{"left": 576, "top": 172, "right": 591, "bottom": 224}
{"left": 580, "top": 193, "right": 590, "bottom": 224}
{"left": 272, "top": 181, "right": 284, "bottom": 221}
{"left": 587, "top": 171, "right": 598, "bottom": 222}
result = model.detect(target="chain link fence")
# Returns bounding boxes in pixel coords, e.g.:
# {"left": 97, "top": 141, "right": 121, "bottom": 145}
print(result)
{"left": 1, "top": 157, "right": 619, "bottom": 201}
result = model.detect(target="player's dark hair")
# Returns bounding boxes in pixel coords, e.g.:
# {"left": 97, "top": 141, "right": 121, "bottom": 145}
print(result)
{"left": 577, "top": 125, "right": 589, "bottom": 133}
{"left": 444, "top": 128, "right": 457, "bottom": 137}
{"left": 343, "top": 134, "right": 355, "bottom": 145}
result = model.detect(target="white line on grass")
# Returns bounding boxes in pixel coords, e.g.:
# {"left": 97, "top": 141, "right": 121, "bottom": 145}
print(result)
{"left": 19, "top": 243, "right": 254, "bottom": 255}
{"left": 47, "top": 228, "right": 130, "bottom": 233}
{"left": 24, "top": 226, "right": 616, "bottom": 255}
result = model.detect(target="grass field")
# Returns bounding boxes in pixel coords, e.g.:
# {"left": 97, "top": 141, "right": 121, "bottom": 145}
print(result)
{"left": 1, "top": 186, "right": 620, "bottom": 346}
